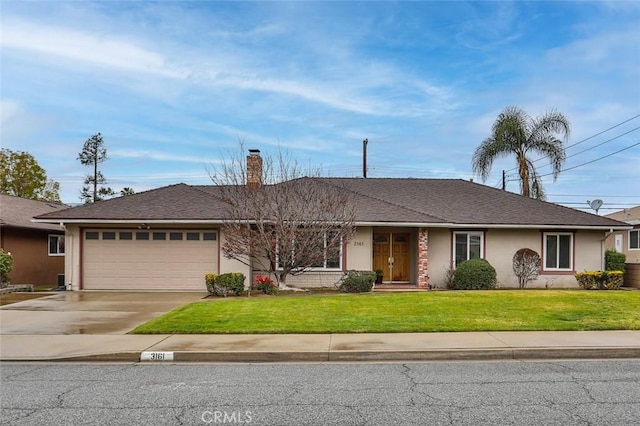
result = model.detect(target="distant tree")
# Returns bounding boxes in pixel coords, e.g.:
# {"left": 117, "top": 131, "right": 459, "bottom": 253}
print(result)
{"left": 120, "top": 187, "right": 135, "bottom": 197}
{"left": 78, "top": 133, "right": 115, "bottom": 203}
{"left": 0, "top": 149, "right": 61, "bottom": 202}
{"left": 209, "top": 142, "right": 356, "bottom": 290}
{"left": 472, "top": 106, "right": 570, "bottom": 200}
{"left": 512, "top": 248, "right": 541, "bottom": 289}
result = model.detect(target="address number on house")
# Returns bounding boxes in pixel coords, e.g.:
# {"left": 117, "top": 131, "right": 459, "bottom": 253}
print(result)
{"left": 140, "top": 351, "right": 174, "bottom": 362}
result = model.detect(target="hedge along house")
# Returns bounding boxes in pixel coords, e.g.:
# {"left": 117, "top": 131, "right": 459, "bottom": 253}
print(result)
{"left": 34, "top": 151, "right": 630, "bottom": 291}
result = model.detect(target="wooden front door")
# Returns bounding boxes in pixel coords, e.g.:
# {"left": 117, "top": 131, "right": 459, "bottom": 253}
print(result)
{"left": 373, "top": 232, "right": 410, "bottom": 283}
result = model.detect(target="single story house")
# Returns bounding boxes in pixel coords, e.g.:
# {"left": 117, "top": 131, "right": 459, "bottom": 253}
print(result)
{"left": 604, "top": 206, "right": 640, "bottom": 264}
{"left": 34, "top": 152, "right": 629, "bottom": 291}
{"left": 1, "top": 194, "right": 68, "bottom": 287}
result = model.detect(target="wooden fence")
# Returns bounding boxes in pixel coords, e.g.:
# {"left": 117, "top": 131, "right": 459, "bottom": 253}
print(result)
{"left": 624, "top": 263, "right": 640, "bottom": 288}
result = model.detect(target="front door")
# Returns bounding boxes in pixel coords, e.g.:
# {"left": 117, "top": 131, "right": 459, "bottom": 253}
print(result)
{"left": 373, "top": 232, "right": 410, "bottom": 283}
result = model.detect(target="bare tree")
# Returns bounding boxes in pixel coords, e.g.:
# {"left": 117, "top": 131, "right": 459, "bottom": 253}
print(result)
{"left": 209, "top": 143, "right": 355, "bottom": 290}
{"left": 512, "top": 248, "right": 541, "bottom": 289}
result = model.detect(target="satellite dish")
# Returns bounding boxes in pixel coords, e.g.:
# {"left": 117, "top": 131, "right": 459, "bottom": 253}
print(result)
{"left": 587, "top": 199, "right": 603, "bottom": 214}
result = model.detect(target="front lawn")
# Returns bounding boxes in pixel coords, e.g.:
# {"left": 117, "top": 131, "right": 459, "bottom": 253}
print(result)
{"left": 130, "top": 290, "right": 640, "bottom": 334}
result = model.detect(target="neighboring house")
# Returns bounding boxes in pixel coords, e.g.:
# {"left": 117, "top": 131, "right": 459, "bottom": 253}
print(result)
{"left": 34, "top": 152, "right": 629, "bottom": 291}
{"left": 604, "top": 206, "right": 640, "bottom": 264}
{"left": 0, "top": 194, "right": 68, "bottom": 287}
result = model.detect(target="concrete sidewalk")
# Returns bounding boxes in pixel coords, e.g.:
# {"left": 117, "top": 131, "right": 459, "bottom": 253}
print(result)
{"left": 2, "top": 330, "right": 640, "bottom": 362}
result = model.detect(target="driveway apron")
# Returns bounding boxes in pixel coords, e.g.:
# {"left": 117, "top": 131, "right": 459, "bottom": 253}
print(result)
{"left": 0, "top": 292, "right": 207, "bottom": 335}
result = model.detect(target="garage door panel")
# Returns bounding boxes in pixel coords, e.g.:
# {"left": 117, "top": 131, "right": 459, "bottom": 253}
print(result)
{"left": 83, "top": 229, "right": 218, "bottom": 290}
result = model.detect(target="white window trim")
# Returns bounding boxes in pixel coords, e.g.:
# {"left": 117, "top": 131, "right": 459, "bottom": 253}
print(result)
{"left": 277, "top": 232, "right": 343, "bottom": 271}
{"left": 629, "top": 230, "right": 640, "bottom": 251}
{"left": 542, "top": 232, "right": 574, "bottom": 271}
{"left": 453, "top": 231, "right": 484, "bottom": 267}
{"left": 48, "top": 234, "right": 65, "bottom": 256}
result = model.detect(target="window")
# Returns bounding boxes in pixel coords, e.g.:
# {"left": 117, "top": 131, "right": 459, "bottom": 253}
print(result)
{"left": 630, "top": 230, "right": 640, "bottom": 250}
{"left": 102, "top": 232, "right": 116, "bottom": 240}
{"left": 203, "top": 232, "right": 217, "bottom": 241}
{"left": 136, "top": 232, "right": 149, "bottom": 240}
{"left": 186, "top": 232, "right": 200, "bottom": 241}
{"left": 85, "top": 231, "right": 99, "bottom": 240}
{"left": 153, "top": 232, "right": 166, "bottom": 240}
{"left": 543, "top": 233, "right": 573, "bottom": 270}
{"left": 48, "top": 235, "right": 65, "bottom": 256}
{"left": 119, "top": 232, "right": 133, "bottom": 240}
{"left": 453, "top": 232, "right": 483, "bottom": 266}
{"left": 278, "top": 231, "right": 342, "bottom": 270}
{"left": 169, "top": 232, "right": 183, "bottom": 241}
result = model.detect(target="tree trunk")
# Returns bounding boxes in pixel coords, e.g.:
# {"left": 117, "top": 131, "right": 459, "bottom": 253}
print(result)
{"left": 276, "top": 270, "right": 305, "bottom": 291}
{"left": 93, "top": 156, "right": 98, "bottom": 202}
{"left": 518, "top": 154, "right": 530, "bottom": 198}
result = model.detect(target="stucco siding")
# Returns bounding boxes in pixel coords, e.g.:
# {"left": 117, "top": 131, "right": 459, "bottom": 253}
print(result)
{"left": 605, "top": 229, "right": 640, "bottom": 264}
{"left": 218, "top": 228, "right": 251, "bottom": 288}
{"left": 428, "top": 228, "right": 606, "bottom": 289}
{"left": 345, "top": 227, "right": 372, "bottom": 271}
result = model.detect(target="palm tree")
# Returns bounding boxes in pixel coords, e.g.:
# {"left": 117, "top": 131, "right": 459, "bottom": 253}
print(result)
{"left": 472, "top": 106, "right": 570, "bottom": 200}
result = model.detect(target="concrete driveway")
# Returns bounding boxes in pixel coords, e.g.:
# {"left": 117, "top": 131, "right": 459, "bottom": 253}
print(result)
{"left": 0, "top": 292, "right": 207, "bottom": 335}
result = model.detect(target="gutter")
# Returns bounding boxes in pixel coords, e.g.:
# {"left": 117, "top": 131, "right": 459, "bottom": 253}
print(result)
{"left": 32, "top": 218, "right": 631, "bottom": 231}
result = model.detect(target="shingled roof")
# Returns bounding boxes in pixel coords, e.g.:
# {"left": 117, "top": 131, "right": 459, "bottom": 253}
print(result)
{"left": 0, "top": 194, "right": 68, "bottom": 231}
{"left": 34, "top": 178, "right": 628, "bottom": 229}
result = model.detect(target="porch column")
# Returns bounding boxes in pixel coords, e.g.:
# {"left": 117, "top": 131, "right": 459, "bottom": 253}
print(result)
{"left": 417, "top": 227, "right": 429, "bottom": 289}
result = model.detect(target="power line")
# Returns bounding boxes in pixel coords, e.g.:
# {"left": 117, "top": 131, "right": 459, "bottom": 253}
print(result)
{"left": 545, "top": 126, "right": 640, "bottom": 166}
{"left": 504, "top": 114, "right": 640, "bottom": 173}
{"left": 536, "top": 141, "right": 640, "bottom": 179}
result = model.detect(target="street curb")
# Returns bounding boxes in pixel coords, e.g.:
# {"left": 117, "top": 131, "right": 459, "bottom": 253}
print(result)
{"left": 3, "top": 347, "right": 639, "bottom": 363}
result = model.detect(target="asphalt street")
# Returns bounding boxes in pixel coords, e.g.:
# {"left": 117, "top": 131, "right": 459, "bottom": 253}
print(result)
{"left": 1, "top": 360, "right": 639, "bottom": 425}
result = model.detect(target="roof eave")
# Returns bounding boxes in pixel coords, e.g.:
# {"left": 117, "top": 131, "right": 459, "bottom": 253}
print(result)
{"left": 32, "top": 219, "right": 226, "bottom": 225}
{"left": 33, "top": 218, "right": 631, "bottom": 231}
{"left": 354, "top": 221, "right": 631, "bottom": 230}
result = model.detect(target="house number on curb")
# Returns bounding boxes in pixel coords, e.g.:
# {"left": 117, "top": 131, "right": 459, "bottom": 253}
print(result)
{"left": 140, "top": 351, "right": 174, "bottom": 361}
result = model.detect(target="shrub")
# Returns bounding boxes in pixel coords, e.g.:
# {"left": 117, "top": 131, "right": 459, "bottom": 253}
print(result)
{"left": 205, "top": 272, "right": 245, "bottom": 297}
{"left": 443, "top": 267, "right": 456, "bottom": 290}
{"left": 254, "top": 274, "right": 278, "bottom": 295}
{"left": 605, "top": 250, "right": 626, "bottom": 272}
{"left": 512, "top": 248, "right": 541, "bottom": 289}
{"left": 575, "top": 271, "right": 624, "bottom": 290}
{"left": 338, "top": 270, "right": 376, "bottom": 293}
{"left": 0, "top": 249, "right": 13, "bottom": 287}
{"left": 454, "top": 258, "right": 497, "bottom": 290}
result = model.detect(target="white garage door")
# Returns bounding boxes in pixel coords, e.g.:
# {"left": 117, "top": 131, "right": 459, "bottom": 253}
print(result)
{"left": 83, "top": 229, "right": 218, "bottom": 290}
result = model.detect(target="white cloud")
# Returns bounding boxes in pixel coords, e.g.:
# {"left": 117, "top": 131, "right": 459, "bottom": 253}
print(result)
{"left": 109, "top": 148, "right": 214, "bottom": 164}
{"left": 1, "top": 19, "right": 184, "bottom": 78}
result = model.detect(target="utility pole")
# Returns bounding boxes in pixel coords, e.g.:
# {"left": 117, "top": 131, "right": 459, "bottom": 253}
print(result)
{"left": 502, "top": 170, "right": 506, "bottom": 191}
{"left": 362, "top": 138, "right": 368, "bottom": 178}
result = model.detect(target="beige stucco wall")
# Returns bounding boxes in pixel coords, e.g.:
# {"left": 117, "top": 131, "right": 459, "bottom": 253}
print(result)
{"left": 428, "top": 228, "right": 607, "bottom": 289}
{"left": 218, "top": 228, "right": 252, "bottom": 288}
{"left": 64, "top": 224, "right": 81, "bottom": 291}
{"left": 604, "top": 229, "right": 640, "bottom": 264}
{"left": 61, "top": 222, "right": 609, "bottom": 291}
{"left": 426, "top": 228, "right": 453, "bottom": 287}
{"left": 345, "top": 227, "right": 373, "bottom": 271}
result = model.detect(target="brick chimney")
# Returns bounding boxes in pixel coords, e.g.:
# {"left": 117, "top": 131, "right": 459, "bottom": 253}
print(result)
{"left": 246, "top": 149, "right": 262, "bottom": 189}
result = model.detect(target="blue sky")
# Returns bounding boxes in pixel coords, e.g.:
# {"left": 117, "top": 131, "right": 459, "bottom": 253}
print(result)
{"left": 1, "top": 1, "right": 639, "bottom": 212}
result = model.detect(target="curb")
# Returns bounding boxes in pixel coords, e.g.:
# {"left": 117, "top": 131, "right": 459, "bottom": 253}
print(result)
{"left": 3, "top": 347, "right": 640, "bottom": 363}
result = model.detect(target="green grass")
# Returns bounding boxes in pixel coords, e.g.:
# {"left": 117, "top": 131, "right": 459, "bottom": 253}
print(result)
{"left": 130, "top": 290, "right": 640, "bottom": 334}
